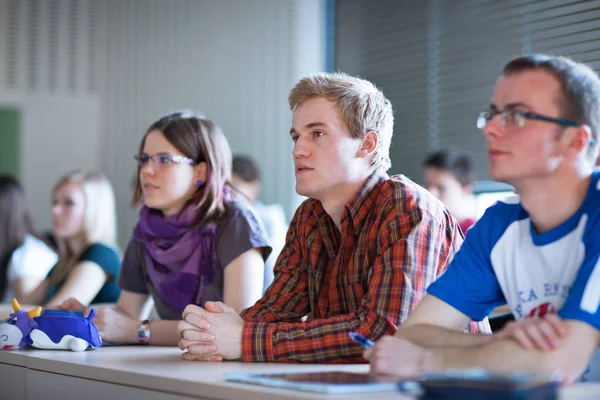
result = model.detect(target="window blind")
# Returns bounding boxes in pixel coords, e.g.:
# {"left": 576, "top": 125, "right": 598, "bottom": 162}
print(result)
{"left": 335, "top": 0, "right": 600, "bottom": 182}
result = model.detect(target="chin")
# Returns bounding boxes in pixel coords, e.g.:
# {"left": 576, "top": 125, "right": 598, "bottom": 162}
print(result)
{"left": 143, "top": 201, "right": 163, "bottom": 211}
{"left": 297, "top": 188, "right": 325, "bottom": 201}
{"left": 52, "top": 229, "right": 67, "bottom": 239}
{"left": 295, "top": 184, "right": 313, "bottom": 198}
{"left": 489, "top": 170, "right": 513, "bottom": 184}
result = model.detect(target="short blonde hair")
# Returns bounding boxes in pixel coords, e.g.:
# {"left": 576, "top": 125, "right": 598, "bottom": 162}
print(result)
{"left": 49, "top": 170, "right": 117, "bottom": 284}
{"left": 288, "top": 72, "right": 394, "bottom": 172}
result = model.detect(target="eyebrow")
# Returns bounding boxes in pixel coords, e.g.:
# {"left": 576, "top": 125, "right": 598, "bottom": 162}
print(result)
{"left": 489, "top": 102, "right": 532, "bottom": 111}
{"left": 290, "top": 122, "right": 328, "bottom": 136}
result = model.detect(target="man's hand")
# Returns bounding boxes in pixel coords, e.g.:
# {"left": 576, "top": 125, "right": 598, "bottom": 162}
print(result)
{"left": 364, "top": 336, "right": 429, "bottom": 377}
{"left": 178, "top": 301, "right": 244, "bottom": 361}
{"left": 495, "top": 314, "right": 568, "bottom": 352}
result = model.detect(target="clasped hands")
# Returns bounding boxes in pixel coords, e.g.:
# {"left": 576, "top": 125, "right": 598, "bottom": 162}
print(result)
{"left": 178, "top": 301, "right": 244, "bottom": 362}
{"left": 365, "top": 313, "right": 569, "bottom": 377}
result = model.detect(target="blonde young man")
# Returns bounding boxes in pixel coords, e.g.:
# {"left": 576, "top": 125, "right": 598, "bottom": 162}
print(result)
{"left": 177, "top": 73, "right": 488, "bottom": 363}
{"left": 366, "top": 55, "right": 600, "bottom": 383}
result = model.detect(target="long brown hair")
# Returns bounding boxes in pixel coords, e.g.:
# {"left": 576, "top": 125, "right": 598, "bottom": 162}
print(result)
{"left": 0, "top": 175, "right": 43, "bottom": 295}
{"left": 132, "top": 112, "right": 234, "bottom": 226}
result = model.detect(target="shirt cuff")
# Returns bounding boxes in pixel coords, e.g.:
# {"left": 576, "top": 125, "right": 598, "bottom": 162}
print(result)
{"left": 241, "top": 321, "right": 276, "bottom": 362}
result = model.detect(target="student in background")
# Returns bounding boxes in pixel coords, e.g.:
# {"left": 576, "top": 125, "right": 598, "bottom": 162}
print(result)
{"left": 232, "top": 154, "right": 287, "bottom": 291}
{"left": 0, "top": 175, "right": 57, "bottom": 303}
{"left": 20, "top": 171, "right": 120, "bottom": 307}
{"left": 62, "top": 112, "right": 272, "bottom": 346}
{"left": 366, "top": 54, "right": 600, "bottom": 383}
{"left": 178, "top": 73, "right": 488, "bottom": 364}
{"left": 423, "top": 149, "right": 477, "bottom": 233}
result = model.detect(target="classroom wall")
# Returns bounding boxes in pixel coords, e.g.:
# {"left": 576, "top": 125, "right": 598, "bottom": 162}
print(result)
{"left": 0, "top": 0, "right": 103, "bottom": 233}
{"left": 0, "top": 0, "right": 325, "bottom": 248}
{"left": 0, "top": 94, "right": 101, "bottom": 231}
{"left": 103, "top": 0, "right": 324, "bottom": 246}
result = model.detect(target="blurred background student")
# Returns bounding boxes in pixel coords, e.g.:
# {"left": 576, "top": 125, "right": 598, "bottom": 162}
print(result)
{"left": 423, "top": 149, "right": 477, "bottom": 233}
{"left": 0, "top": 175, "right": 58, "bottom": 303}
{"left": 231, "top": 154, "right": 287, "bottom": 291}
{"left": 62, "top": 112, "right": 272, "bottom": 345}
{"left": 20, "top": 170, "right": 121, "bottom": 307}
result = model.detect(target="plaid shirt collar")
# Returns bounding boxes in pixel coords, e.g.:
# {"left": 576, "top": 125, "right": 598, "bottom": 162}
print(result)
{"left": 314, "top": 169, "right": 389, "bottom": 234}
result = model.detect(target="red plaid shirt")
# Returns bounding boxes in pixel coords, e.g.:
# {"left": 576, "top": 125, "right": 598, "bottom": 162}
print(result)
{"left": 241, "top": 172, "right": 489, "bottom": 363}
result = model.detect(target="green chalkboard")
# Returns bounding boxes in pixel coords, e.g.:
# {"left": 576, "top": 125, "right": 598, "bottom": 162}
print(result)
{"left": 0, "top": 108, "right": 21, "bottom": 178}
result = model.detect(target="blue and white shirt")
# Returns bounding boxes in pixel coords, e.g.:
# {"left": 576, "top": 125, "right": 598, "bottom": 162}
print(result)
{"left": 428, "top": 172, "right": 600, "bottom": 331}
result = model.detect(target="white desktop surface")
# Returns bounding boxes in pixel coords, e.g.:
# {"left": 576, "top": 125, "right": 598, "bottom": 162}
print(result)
{"left": 1, "top": 303, "right": 600, "bottom": 399}
{"left": 0, "top": 346, "right": 412, "bottom": 399}
{"left": 1, "top": 346, "right": 600, "bottom": 399}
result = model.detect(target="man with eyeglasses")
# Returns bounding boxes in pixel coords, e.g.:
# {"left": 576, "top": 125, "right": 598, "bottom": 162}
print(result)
{"left": 366, "top": 54, "right": 600, "bottom": 383}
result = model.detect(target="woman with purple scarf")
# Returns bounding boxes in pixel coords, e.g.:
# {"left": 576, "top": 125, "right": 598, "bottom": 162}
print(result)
{"left": 60, "top": 111, "right": 272, "bottom": 346}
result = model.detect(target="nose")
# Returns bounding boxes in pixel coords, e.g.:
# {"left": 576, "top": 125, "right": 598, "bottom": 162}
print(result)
{"left": 482, "top": 114, "right": 506, "bottom": 140}
{"left": 140, "top": 162, "right": 156, "bottom": 177}
{"left": 292, "top": 136, "right": 310, "bottom": 159}
{"left": 51, "top": 205, "right": 61, "bottom": 216}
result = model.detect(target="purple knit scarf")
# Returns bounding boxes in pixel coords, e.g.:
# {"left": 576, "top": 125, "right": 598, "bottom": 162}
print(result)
{"left": 133, "top": 205, "right": 216, "bottom": 312}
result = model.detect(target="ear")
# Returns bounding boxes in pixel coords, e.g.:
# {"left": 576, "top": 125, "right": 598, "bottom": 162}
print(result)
{"left": 582, "top": 124, "right": 594, "bottom": 145}
{"left": 358, "top": 130, "right": 379, "bottom": 160}
{"left": 194, "top": 162, "right": 208, "bottom": 183}
{"left": 576, "top": 125, "right": 594, "bottom": 151}
{"left": 564, "top": 124, "right": 593, "bottom": 155}
{"left": 580, "top": 125, "right": 598, "bottom": 164}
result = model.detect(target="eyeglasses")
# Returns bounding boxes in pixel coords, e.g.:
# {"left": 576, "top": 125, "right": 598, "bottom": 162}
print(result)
{"left": 134, "top": 154, "right": 196, "bottom": 167}
{"left": 477, "top": 109, "right": 595, "bottom": 145}
{"left": 477, "top": 109, "right": 580, "bottom": 130}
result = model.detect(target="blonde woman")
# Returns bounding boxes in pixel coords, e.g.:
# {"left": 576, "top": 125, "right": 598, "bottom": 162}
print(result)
{"left": 20, "top": 171, "right": 121, "bottom": 307}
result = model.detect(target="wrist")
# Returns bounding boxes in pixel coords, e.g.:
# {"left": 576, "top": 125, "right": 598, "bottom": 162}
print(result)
{"left": 135, "top": 319, "right": 152, "bottom": 345}
{"left": 125, "top": 319, "right": 142, "bottom": 343}
{"left": 487, "top": 332, "right": 502, "bottom": 343}
{"left": 420, "top": 348, "right": 438, "bottom": 373}
{"left": 234, "top": 321, "right": 244, "bottom": 360}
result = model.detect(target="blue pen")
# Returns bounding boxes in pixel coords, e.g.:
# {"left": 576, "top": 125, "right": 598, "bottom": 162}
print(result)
{"left": 349, "top": 332, "right": 374, "bottom": 348}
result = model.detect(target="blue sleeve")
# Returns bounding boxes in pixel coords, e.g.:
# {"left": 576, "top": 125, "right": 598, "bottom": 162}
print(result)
{"left": 559, "top": 220, "right": 600, "bottom": 331}
{"left": 427, "top": 205, "right": 508, "bottom": 321}
{"left": 79, "top": 243, "right": 121, "bottom": 279}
